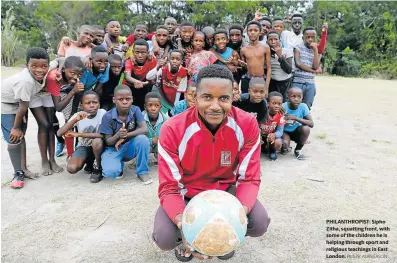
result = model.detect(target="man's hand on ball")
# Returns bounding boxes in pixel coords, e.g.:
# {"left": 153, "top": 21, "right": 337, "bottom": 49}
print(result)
{"left": 244, "top": 205, "right": 249, "bottom": 215}
{"left": 176, "top": 214, "right": 213, "bottom": 260}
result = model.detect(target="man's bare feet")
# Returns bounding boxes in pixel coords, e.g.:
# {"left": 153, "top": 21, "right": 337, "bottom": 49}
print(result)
{"left": 41, "top": 161, "right": 52, "bottom": 176}
{"left": 23, "top": 168, "right": 39, "bottom": 179}
{"left": 50, "top": 160, "right": 64, "bottom": 173}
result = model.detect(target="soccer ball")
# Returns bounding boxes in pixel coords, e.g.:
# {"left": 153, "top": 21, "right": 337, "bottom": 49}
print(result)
{"left": 182, "top": 190, "right": 248, "bottom": 256}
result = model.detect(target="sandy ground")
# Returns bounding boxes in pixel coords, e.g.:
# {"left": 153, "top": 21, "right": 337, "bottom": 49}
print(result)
{"left": 1, "top": 67, "right": 397, "bottom": 263}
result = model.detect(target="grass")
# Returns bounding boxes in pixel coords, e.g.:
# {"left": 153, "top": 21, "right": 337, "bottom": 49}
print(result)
{"left": 49, "top": 195, "right": 67, "bottom": 203}
{"left": 315, "top": 133, "right": 327, "bottom": 140}
{"left": 326, "top": 140, "right": 335, "bottom": 146}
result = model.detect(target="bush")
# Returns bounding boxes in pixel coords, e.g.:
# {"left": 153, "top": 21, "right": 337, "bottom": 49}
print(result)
{"left": 1, "top": 7, "right": 26, "bottom": 67}
{"left": 331, "top": 47, "right": 361, "bottom": 77}
{"left": 360, "top": 60, "right": 397, "bottom": 80}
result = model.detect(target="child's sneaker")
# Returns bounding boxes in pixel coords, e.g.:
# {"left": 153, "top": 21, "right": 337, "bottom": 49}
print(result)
{"left": 84, "top": 165, "right": 93, "bottom": 174}
{"left": 11, "top": 171, "right": 25, "bottom": 189}
{"left": 116, "top": 172, "right": 124, "bottom": 180}
{"left": 56, "top": 142, "right": 65, "bottom": 157}
{"left": 138, "top": 174, "right": 153, "bottom": 185}
{"left": 269, "top": 151, "right": 278, "bottom": 161}
{"left": 294, "top": 150, "right": 306, "bottom": 160}
{"left": 90, "top": 168, "right": 103, "bottom": 183}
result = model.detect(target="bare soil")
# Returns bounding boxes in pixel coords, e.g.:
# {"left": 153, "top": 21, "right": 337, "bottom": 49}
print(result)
{"left": 2, "top": 67, "right": 397, "bottom": 262}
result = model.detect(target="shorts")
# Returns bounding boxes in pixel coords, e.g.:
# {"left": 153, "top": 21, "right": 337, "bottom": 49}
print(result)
{"left": 269, "top": 77, "right": 293, "bottom": 102}
{"left": 72, "top": 145, "right": 94, "bottom": 160}
{"left": 1, "top": 114, "right": 27, "bottom": 145}
{"left": 240, "top": 74, "right": 266, "bottom": 94}
{"left": 29, "top": 92, "right": 54, "bottom": 108}
{"left": 285, "top": 126, "right": 303, "bottom": 143}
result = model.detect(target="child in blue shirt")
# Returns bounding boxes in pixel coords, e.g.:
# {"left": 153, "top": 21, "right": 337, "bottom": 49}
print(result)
{"left": 99, "top": 84, "right": 152, "bottom": 184}
{"left": 210, "top": 29, "right": 241, "bottom": 74}
{"left": 71, "top": 46, "right": 110, "bottom": 115}
{"left": 282, "top": 87, "right": 314, "bottom": 160}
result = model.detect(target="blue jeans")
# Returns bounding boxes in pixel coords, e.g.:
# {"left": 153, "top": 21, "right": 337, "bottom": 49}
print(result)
{"left": 292, "top": 82, "right": 316, "bottom": 109}
{"left": 101, "top": 134, "right": 150, "bottom": 178}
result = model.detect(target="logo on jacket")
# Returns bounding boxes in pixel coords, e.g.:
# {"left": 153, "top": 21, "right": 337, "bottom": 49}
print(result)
{"left": 221, "top": 151, "right": 232, "bottom": 166}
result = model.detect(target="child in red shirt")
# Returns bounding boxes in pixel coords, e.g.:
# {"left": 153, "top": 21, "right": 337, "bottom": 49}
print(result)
{"left": 47, "top": 56, "right": 86, "bottom": 159}
{"left": 259, "top": 91, "right": 285, "bottom": 160}
{"left": 124, "top": 39, "right": 157, "bottom": 110}
{"left": 146, "top": 50, "right": 187, "bottom": 114}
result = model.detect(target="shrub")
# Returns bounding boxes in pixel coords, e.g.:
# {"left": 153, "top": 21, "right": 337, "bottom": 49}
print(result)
{"left": 331, "top": 47, "right": 361, "bottom": 77}
{"left": 1, "top": 7, "right": 26, "bottom": 67}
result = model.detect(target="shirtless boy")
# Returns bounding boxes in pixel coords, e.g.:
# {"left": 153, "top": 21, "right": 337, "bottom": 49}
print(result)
{"left": 240, "top": 21, "right": 271, "bottom": 96}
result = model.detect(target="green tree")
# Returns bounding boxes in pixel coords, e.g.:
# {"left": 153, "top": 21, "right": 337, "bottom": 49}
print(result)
{"left": 1, "top": 7, "right": 26, "bottom": 66}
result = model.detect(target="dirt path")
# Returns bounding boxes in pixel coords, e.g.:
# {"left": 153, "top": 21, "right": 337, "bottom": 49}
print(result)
{"left": 1, "top": 69, "right": 397, "bottom": 262}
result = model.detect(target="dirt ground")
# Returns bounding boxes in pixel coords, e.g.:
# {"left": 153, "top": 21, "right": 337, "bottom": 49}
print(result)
{"left": 1, "top": 67, "right": 397, "bottom": 263}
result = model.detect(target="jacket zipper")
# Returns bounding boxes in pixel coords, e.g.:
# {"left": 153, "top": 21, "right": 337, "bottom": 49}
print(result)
{"left": 212, "top": 135, "right": 215, "bottom": 161}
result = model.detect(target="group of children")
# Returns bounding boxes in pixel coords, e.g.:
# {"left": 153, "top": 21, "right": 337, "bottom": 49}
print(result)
{"left": 1, "top": 11, "right": 322, "bottom": 189}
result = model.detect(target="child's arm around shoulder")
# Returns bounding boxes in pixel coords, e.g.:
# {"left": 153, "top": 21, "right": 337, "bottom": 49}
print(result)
{"left": 57, "top": 112, "right": 87, "bottom": 137}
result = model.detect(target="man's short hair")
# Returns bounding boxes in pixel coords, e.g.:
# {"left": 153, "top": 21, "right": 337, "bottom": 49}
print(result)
{"left": 260, "top": 16, "right": 273, "bottom": 24}
{"left": 213, "top": 28, "right": 228, "bottom": 39}
{"left": 267, "top": 30, "right": 280, "bottom": 38}
{"left": 133, "top": 39, "right": 149, "bottom": 50}
{"left": 291, "top": 13, "right": 303, "bottom": 20}
{"left": 145, "top": 91, "right": 162, "bottom": 103}
{"left": 135, "top": 23, "right": 148, "bottom": 30}
{"left": 169, "top": 49, "right": 184, "bottom": 59}
{"left": 165, "top": 17, "right": 177, "bottom": 23}
{"left": 26, "top": 47, "right": 49, "bottom": 64}
{"left": 78, "top": 25, "right": 93, "bottom": 33}
{"left": 268, "top": 91, "right": 283, "bottom": 100}
{"left": 246, "top": 21, "right": 262, "bottom": 31}
{"left": 106, "top": 19, "right": 118, "bottom": 28}
{"left": 64, "top": 56, "right": 85, "bottom": 70}
{"left": 108, "top": 54, "right": 122, "bottom": 64}
{"left": 202, "top": 26, "right": 215, "bottom": 36}
{"left": 229, "top": 24, "right": 244, "bottom": 34}
{"left": 193, "top": 31, "right": 205, "bottom": 38}
{"left": 156, "top": 25, "right": 169, "bottom": 32}
{"left": 196, "top": 65, "right": 234, "bottom": 90}
{"left": 181, "top": 21, "right": 195, "bottom": 27}
{"left": 81, "top": 90, "right": 99, "bottom": 101}
{"left": 303, "top": 27, "right": 316, "bottom": 34}
{"left": 114, "top": 84, "right": 132, "bottom": 95}
{"left": 249, "top": 77, "right": 266, "bottom": 89}
{"left": 91, "top": 45, "right": 107, "bottom": 57}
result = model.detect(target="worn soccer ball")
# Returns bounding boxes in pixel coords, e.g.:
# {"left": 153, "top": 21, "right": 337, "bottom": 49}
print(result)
{"left": 182, "top": 190, "right": 248, "bottom": 256}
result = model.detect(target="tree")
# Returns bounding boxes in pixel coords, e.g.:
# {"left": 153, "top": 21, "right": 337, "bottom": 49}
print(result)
{"left": 1, "top": 7, "right": 26, "bottom": 66}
